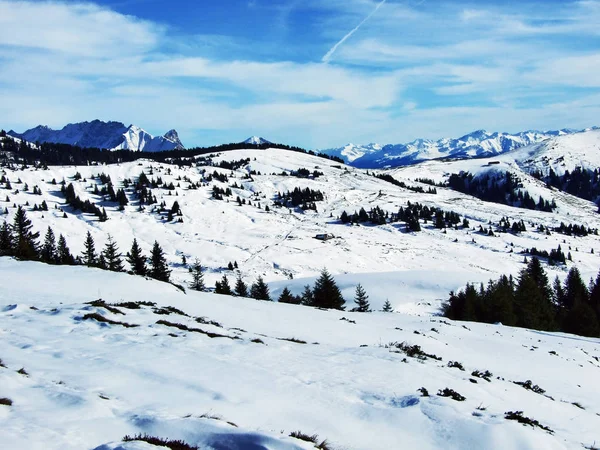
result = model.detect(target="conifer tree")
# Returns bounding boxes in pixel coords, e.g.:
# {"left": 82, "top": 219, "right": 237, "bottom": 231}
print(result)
{"left": 127, "top": 238, "right": 147, "bottom": 276}
{"left": 82, "top": 231, "right": 96, "bottom": 267}
{"left": 313, "top": 268, "right": 345, "bottom": 310}
{"left": 216, "top": 274, "right": 232, "bottom": 295}
{"left": 353, "top": 283, "right": 371, "bottom": 312}
{"left": 189, "top": 259, "right": 205, "bottom": 291}
{"left": 382, "top": 299, "right": 393, "bottom": 312}
{"left": 149, "top": 241, "right": 170, "bottom": 282}
{"left": 300, "top": 284, "right": 314, "bottom": 306}
{"left": 278, "top": 287, "right": 296, "bottom": 304}
{"left": 57, "top": 234, "right": 74, "bottom": 265}
{"left": 0, "top": 220, "right": 13, "bottom": 256}
{"left": 40, "top": 226, "right": 56, "bottom": 263}
{"left": 102, "top": 234, "right": 124, "bottom": 272}
{"left": 12, "top": 206, "right": 39, "bottom": 260}
{"left": 250, "top": 276, "right": 271, "bottom": 301}
{"left": 234, "top": 273, "right": 248, "bottom": 297}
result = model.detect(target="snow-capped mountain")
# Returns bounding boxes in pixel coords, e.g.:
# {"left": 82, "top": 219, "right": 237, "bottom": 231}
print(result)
{"left": 322, "top": 128, "right": 597, "bottom": 168}
{"left": 243, "top": 136, "right": 271, "bottom": 145}
{"left": 8, "top": 120, "right": 184, "bottom": 152}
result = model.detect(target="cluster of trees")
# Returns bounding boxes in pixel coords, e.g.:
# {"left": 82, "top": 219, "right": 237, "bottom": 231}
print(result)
{"left": 276, "top": 187, "right": 324, "bottom": 209}
{"left": 0, "top": 206, "right": 172, "bottom": 282}
{"left": 443, "top": 257, "right": 600, "bottom": 337}
{"left": 532, "top": 167, "right": 600, "bottom": 206}
{"left": 448, "top": 171, "right": 556, "bottom": 212}
{"left": 1, "top": 134, "right": 344, "bottom": 167}
{"left": 61, "top": 183, "right": 108, "bottom": 221}
{"left": 287, "top": 167, "right": 324, "bottom": 179}
{"left": 524, "top": 245, "right": 567, "bottom": 265}
{"left": 340, "top": 206, "right": 388, "bottom": 225}
{"left": 554, "top": 222, "right": 598, "bottom": 237}
{"left": 372, "top": 173, "right": 437, "bottom": 194}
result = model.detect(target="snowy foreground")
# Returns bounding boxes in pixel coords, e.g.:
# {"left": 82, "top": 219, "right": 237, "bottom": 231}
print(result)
{"left": 1, "top": 259, "right": 600, "bottom": 449}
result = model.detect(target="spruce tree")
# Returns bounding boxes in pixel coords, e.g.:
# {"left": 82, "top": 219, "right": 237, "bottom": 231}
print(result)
{"left": 278, "top": 287, "right": 296, "bottom": 304}
{"left": 149, "top": 241, "right": 171, "bottom": 282}
{"left": 82, "top": 231, "right": 96, "bottom": 267}
{"left": 300, "top": 284, "right": 314, "bottom": 306}
{"left": 40, "top": 226, "right": 57, "bottom": 263}
{"left": 216, "top": 274, "right": 232, "bottom": 295}
{"left": 0, "top": 220, "right": 13, "bottom": 256}
{"left": 313, "top": 268, "right": 345, "bottom": 310}
{"left": 57, "top": 234, "right": 74, "bottom": 265}
{"left": 382, "top": 299, "right": 393, "bottom": 312}
{"left": 250, "top": 276, "right": 271, "bottom": 301}
{"left": 12, "top": 206, "right": 39, "bottom": 260}
{"left": 234, "top": 273, "right": 248, "bottom": 297}
{"left": 127, "top": 238, "right": 147, "bottom": 276}
{"left": 102, "top": 234, "right": 124, "bottom": 272}
{"left": 189, "top": 259, "right": 205, "bottom": 291}
{"left": 352, "top": 283, "right": 370, "bottom": 312}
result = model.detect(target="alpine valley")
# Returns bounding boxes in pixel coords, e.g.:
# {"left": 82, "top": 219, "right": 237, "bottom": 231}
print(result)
{"left": 1, "top": 123, "right": 600, "bottom": 450}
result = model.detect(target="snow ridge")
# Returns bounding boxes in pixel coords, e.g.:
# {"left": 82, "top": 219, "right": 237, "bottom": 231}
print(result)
{"left": 8, "top": 120, "right": 184, "bottom": 152}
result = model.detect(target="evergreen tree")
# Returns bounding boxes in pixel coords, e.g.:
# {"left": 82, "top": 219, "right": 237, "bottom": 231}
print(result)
{"left": 82, "top": 231, "right": 97, "bottom": 267}
{"left": 102, "top": 234, "right": 124, "bottom": 272}
{"left": 250, "top": 276, "right": 271, "bottom": 301}
{"left": 215, "top": 274, "right": 232, "bottom": 295}
{"left": 149, "top": 241, "right": 171, "bottom": 282}
{"left": 0, "top": 220, "right": 13, "bottom": 256}
{"left": 57, "top": 234, "right": 74, "bottom": 265}
{"left": 234, "top": 273, "right": 248, "bottom": 297}
{"left": 12, "top": 206, "right": 39, "bottom": 260}
{"left": 97, "top": 252, "right": 107, "bottom": 270}
{"left": 300, "top": 284, "right": 314, "bottom": 306}
{"left": 278, "top": 287, "right": 296, "bottom": 304}
{"left": 40, "top": 226, "right": 57, "bottom": 263}
{"left": 381, "top": 299, "right": 393, "bottom": 312}
{"left": 126, "top": 238, "right": 147, "bottom": 276}
{"left": 189, "top": 259, "right": 205, "bottom": 291}
{"left": 353, "top": 283, "right": 370, "bottom": 312}
{"left": 313, "top": 268, "right": 345, "bottom": 310}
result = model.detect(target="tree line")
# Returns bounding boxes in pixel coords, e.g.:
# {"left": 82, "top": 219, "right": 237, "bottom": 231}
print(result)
{"left": 443, "top": 257, "right": 600, "bottom": 337}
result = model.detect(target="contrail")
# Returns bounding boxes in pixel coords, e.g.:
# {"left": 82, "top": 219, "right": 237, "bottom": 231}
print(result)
{"left": 322, "top": 0, "right": 386, "bottom": 63}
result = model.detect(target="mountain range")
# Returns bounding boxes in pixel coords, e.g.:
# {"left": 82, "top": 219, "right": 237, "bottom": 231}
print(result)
{"left": 8, "top": 120, "right": 184, "bottom": 152}
{"left": 321, "top": 127, "right": 599, "bottom": 168}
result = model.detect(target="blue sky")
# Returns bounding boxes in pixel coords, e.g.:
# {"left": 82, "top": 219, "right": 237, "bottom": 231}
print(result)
{"left": 0, "top": 0, "right": 599, "bottom": 148}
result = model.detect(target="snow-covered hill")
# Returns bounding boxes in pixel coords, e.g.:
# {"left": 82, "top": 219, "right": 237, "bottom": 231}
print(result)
{"left": 321, "top": 128, "right": 597, "bottom": 168}
{"left": 8, "top": 120, "right": 184, "bottom": 152}
{"left": 1, "top": 258, "right": 599, "bottom": 450}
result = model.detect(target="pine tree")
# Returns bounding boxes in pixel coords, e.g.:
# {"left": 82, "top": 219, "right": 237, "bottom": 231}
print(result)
{"left": 57, "top": 234, "right": 74, "bottom": 265}
{"left": 250, "top": 276, "right": 271, "bottom": 301}
{"left": 40, "top": 226, "right": 56, "bottom": 263}
{"left": 149, "top": 241, "right": 171, "bottom": 282}
{"left": 102, "top": 234, "right": 124, "bottom": 272}
{"left": 82, "top": 231, "right": 96, "bottom": 267}
{"left": 0, "top": 220, "right": 13, "bottom": 256}
{"left": 189, "top": 259, "right": 205, "bottom": 291}
{"left": 12, "top": 206, "right": 39, "bottom": 260}
{"left": 300, "top": 284, "right": 314, "bottom": 306}
{"left": 353, "top": 283, "right": 370, "bottom": 312}
{"left": 234, "top": 273, "right": 248, "bottom": 297}
{"left": 312, "top": 268, "right": 345, "bottom": 310}
{"left": 382, "top": 299, "right": 393, "bottom": 312}
{"left": 278, "top": 287, "right": 296, "bottom": 304}
{"left": 127, "top": 238, "right": 147, "bottom": 276}
{"left": 215, "top": 274, "right": 232, "bottom": 295}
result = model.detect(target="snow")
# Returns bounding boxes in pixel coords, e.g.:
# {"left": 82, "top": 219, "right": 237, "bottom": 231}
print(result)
{"left": 1, "top": 258, "right": 600, "bottom": 450}
{"left": 8, "top": 120, "right": 184, "bottom": 152}
{"left": 321, "top": 128, "right": 595, "bottom": 168}
{"left": 243, "top": 136, "right": 271, "bottom": 145}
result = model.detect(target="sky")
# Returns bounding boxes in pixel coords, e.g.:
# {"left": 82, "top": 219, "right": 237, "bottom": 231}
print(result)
{"left": 0, "top": 0, "right": 599, "bottom": 149}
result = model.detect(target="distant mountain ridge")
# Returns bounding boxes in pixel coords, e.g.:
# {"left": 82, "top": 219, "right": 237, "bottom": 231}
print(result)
{"left": 8, "top": 120, "right": 184, "bottom": 152}
{"left": 321, "top": 127, "right": 599, "bottom": 168}
{"left": 243, "top": 136, "right": 271, "bottom": 145}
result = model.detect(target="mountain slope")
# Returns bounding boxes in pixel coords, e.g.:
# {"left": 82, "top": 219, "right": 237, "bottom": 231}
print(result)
{"left": 1, "top": 258, "right": 599, "bottom": 450}
{"left": 8, "top": 120, "right": 184, "bottom": 152}
{"left": 321, "top": 128, "right": 597, "bottom": 168}
{"left": 243, "top": 136, "right": 271, "bottom": 145}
